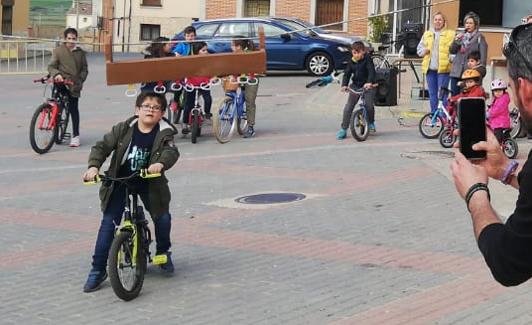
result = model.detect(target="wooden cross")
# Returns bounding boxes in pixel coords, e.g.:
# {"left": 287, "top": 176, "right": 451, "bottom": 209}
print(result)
{"left": 102, "top": 0, "right": 267, "bottom": 86}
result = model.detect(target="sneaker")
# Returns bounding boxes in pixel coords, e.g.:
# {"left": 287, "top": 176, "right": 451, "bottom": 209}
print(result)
{"left": 83, "top": 269, "right": 108, "bottom": 293}
{"left": 336, "top": 128, "right": 347, "bottom": 140}
{"left": 369, "top": 123, "right": 376, "bottom": 133}
{"left": 243, "top": 126, "right": 255, "bottom": 138}
{"left": 69, "top": 136, "right": 80, "bottom": 147}
{"left": 181, "top": 125, "right": 190, "bottom": 135}
{"left": 159, "top": 252, "right": 174, "bottom": 274}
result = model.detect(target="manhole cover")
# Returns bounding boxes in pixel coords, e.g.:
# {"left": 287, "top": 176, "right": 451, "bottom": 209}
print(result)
{"left": 401, "top": 151, "right": 455, "bottom": 160}
{"left": 235, "top": 193, "right": 306, "bottom": 204}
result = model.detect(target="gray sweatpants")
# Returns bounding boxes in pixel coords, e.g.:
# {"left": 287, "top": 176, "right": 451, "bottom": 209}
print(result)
{"left": 341, "top": 88, "right": 376, "bottom": 130}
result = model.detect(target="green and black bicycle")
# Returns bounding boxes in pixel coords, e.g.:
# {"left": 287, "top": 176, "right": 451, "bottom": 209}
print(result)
{"left": 84, "top": 169, "right": 168, "bottom": 301}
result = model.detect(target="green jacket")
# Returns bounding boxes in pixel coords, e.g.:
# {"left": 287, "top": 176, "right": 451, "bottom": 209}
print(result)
{"left": 47, "top": 44, "right": 88, "bottom": 97}
{"left": 88, "top": 116, "right": 179, "bottom": 218}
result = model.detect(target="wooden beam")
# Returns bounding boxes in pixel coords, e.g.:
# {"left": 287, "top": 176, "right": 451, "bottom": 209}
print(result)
{"left": 106, "top": 51, "right": 267, "bottom": 85}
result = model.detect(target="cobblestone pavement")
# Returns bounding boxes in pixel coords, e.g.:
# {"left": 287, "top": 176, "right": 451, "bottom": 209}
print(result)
{"left": 1, "top": 54, "right": 531, "bottom": 325}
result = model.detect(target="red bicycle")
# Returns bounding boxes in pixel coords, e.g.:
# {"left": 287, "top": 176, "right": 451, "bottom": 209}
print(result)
{"left": 29, "top": 76, "right": 74, "bottom": 154}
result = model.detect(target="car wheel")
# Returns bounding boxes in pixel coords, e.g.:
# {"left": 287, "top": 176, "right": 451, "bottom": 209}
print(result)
{"left": 306, "top": 52, "right": 333, "bottom": 76}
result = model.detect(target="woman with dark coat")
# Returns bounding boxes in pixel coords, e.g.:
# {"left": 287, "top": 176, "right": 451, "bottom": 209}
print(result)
{"left": 449, "top": 11, "right": 488, "bottom": 95}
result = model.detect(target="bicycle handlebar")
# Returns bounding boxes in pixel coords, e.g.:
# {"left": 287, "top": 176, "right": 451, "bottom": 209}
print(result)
{"left": 33, "top": 76, "right": 74, "bottom": 86}
{"left": 83, "top": 169, "right": 161, "bottom": 185}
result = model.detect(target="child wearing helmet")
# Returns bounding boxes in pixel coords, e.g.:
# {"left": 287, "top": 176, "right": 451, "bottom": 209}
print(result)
{"left": 447, "top": 69, "right": 487, "bottom": 117}
{"left": 487, "top": 79, "right": 511, "bottom": 143}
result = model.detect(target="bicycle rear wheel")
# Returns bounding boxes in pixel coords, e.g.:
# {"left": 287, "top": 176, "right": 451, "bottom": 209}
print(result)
{"left": 236, "top": 103, "right": 248, "bottom": 135}
{"left": 108, "top": 230, "right": 146, "bottom": 301}
{"left": 55, "top": 107, "right": 70, "bottom": 144}
{"left": 29, "top": 103, "right": 57, "bottom": 154}
{"left": 350, "top": 108, "right": 369, "bottom": 141}
{"left": 191, "top": 110, "right": 200, "bottom": 144}
{"left": 419, "top": 113, "right": 444, "bottom": 139}
{"left": 509, "top": 108, "right": 521, "bottom": 139}
{"left": 372, "top": 53, "right": 391, "bottom": 70}
{"left": 213, "top": 98, "right": 237, "bottom": 143}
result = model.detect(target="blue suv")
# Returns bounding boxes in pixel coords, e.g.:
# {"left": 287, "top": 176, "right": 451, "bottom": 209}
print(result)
{"left": 173, "top": 17, "right": 351, "bottom": 76}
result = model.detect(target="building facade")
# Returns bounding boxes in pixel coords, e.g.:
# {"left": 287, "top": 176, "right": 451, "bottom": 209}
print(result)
{"left": 112, "top": 0, "right": 204, "bottom": 52}
{"left": 1, "top": 0, "right": 29, "bottom": 36}
{"left": 205, "top": 0, "right": 369, "bottom": 38}
{"left": 66, "top": 1, "right": 95, "bottom": 30}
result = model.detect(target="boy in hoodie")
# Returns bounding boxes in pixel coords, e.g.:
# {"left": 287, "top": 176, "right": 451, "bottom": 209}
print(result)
{"left": 81, "top": 92, "right": 179, "bottom": 292}
{"left": 337, "top": 41, "right": 376, "bottom": 139}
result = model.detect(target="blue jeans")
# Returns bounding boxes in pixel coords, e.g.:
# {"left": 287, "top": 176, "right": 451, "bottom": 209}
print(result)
{"left": 90, "top": 184, "right": 172, "bottom": 272}
{"left": 426, "top": 71, "right": 449, "bottom": 114}
{"left": 450, "top": 77, "right": 461, "bottom": 96}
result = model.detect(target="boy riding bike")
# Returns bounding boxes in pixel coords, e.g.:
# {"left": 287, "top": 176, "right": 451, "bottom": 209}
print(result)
{"left": 337, "top": 41, "right": 376, "bottom": 140}
{"left": 81, "top": 92, "right": 179, "bottom": 292}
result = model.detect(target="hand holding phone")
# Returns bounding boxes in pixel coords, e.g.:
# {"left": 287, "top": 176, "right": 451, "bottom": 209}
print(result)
{"left": 458, "top": 97, "right": 487, "bottom": 160}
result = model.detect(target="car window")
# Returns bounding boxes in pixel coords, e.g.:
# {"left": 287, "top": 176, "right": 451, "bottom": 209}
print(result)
{"left": 214, "top": 22, "right": 251, "bottom": 37}
{"left": 195, "top": 24, "right": 219, "bottom": 38}
{"left": 254, "top": 23, "right": 286, "bottom": 38}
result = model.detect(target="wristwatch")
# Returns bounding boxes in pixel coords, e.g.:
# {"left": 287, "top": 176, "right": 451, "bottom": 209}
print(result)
{"left": 501, "top": 160, "right": 519, "bottom": 185}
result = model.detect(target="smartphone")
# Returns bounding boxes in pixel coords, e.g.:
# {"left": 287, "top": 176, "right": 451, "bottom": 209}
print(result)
{"left": 458, "top": 97, "right": 487, "bottom": 160}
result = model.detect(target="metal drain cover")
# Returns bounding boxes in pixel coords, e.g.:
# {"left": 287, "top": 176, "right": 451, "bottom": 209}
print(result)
{"left": 235, "top": 193, "right": 306, "bottom": 204}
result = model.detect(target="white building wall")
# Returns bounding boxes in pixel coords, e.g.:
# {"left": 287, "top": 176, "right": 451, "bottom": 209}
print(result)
{"left": 113, "top": 0, "right": 203, "bottom": 52}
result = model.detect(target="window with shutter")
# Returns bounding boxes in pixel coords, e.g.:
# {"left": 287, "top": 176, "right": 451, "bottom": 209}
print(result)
{"left": 141, "top": 0, "right": 162, "bottom": 7}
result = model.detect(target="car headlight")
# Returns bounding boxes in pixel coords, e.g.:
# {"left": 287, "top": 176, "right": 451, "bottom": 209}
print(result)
{"left": 337, "top": 46, "right": 350, "bottom": 52}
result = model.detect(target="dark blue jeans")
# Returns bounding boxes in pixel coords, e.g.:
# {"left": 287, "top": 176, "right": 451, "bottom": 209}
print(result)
{"left": 90, "top": 184, "right": 172, "bottom": 272}
{"left": 426, "top": 70, "right": 449, "bottom": 114}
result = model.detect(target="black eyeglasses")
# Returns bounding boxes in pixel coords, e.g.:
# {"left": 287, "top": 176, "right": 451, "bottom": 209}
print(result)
{"left": 503, "top": 23, "right": 532, "bottom": 73}
{"left": 140, "top": 104, "right": 162, "bottom": 112}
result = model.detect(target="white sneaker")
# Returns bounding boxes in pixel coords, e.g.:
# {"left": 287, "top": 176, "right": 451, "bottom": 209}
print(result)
{"left": 69, "top": 136, "right": 80, "bottom": 147}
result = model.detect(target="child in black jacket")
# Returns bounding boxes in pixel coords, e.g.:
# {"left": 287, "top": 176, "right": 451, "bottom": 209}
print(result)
{"left": 337, "top": 41, "right": 377, "bottom": 139}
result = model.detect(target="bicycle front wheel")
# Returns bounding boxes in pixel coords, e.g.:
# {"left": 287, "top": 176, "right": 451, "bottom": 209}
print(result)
{"left": 503, "top": 138, "right": 518, "bottom": 159}
{"left": 213, "top": 98, "right": 237, "bottom": 143}
{"left": 29, "top": 103, "right": 57, "bottom": 154}
{"left": 55, "top": 107, "right": 70, "bottom": 144}
{"left": 419, "top": 113, "right": 444, "bottom": 139}
{"left": 350, "top": 108, "right": 369, "bottom": 141}
{"left": 108, "top": 230, "right": 146, "bottom": 301}
{"left": 439, "top": 129, "right": 456, "bottom": 148}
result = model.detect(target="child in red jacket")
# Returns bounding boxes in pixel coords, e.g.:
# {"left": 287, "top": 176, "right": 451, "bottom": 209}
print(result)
{"left": 447, "top": 69, "right": 487, "bottom": 118}
{"left": 182, "top": 42, "right": 212, "bottom": 135}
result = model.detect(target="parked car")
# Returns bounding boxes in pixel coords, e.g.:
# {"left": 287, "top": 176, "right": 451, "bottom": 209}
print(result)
{"left": 172, "top": 17, "right": 351, "bottom": 76}
{"left": 269, "top": 17, "right": 363, "bottom": 47}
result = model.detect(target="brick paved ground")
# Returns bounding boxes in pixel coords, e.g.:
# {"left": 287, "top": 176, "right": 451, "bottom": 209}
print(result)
{"left": 1, "top": 54, "right": 531, "bottom": 324}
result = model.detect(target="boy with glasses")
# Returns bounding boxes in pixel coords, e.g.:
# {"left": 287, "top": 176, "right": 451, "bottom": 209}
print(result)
{"left": 81, "top": 92, "right": 179, "bottom": 292}
{"left": 451, "top": 23, "right": 532, "bottom": 286}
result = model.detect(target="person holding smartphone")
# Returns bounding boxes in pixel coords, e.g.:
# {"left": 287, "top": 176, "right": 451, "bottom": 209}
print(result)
{"left": 450, "top": 23, "right": 532, "bottom": 286}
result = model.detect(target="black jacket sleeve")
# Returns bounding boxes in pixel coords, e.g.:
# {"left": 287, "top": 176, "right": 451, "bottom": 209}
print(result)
{"left": 366, "top": 56, "right": 376, "bottom": 84}
{"left": 342, "top": 62, "right": 352, "bottom": 87}
{"left": 477, "top": 156, "right": 532, "bottom": 286}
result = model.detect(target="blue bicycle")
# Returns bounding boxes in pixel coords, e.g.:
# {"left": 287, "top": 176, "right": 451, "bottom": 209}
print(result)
{"left": 418, "top": 88, "right": 451, "bottom": 139}
{"left": 213, "top": 81, "right": 251, "bottom": 144}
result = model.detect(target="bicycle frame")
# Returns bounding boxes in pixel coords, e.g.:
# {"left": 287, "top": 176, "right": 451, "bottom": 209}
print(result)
{"left": 222, "top": 87, "right": 246, "bottom": 121}
{"left": 36, "top": 81, "right": 70, "bottom": 130}
{"left": 188, "top": 88, "right": 205, "bottom": 126}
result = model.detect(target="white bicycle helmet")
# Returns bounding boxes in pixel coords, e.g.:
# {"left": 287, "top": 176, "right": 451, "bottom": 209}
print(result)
{"left": 490, "top": 79, "right": 507, "bottom": 91}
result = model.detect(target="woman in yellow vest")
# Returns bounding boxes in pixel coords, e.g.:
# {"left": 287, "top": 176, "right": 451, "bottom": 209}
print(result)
{"left": 417, "top": 12, "right": 455, "bottom": 114}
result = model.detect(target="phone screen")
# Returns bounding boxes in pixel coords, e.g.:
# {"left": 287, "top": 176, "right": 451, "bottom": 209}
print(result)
{"left": 458, "top": 97, "right": 487, "bottom": 160}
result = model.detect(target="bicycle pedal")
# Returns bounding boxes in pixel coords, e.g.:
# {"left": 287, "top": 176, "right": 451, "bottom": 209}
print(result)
{"left": 152, "top": 254, "right": 168, "bottom": 265}
{"left": 64, "top": 132, "right": 71, "bottom": 139}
